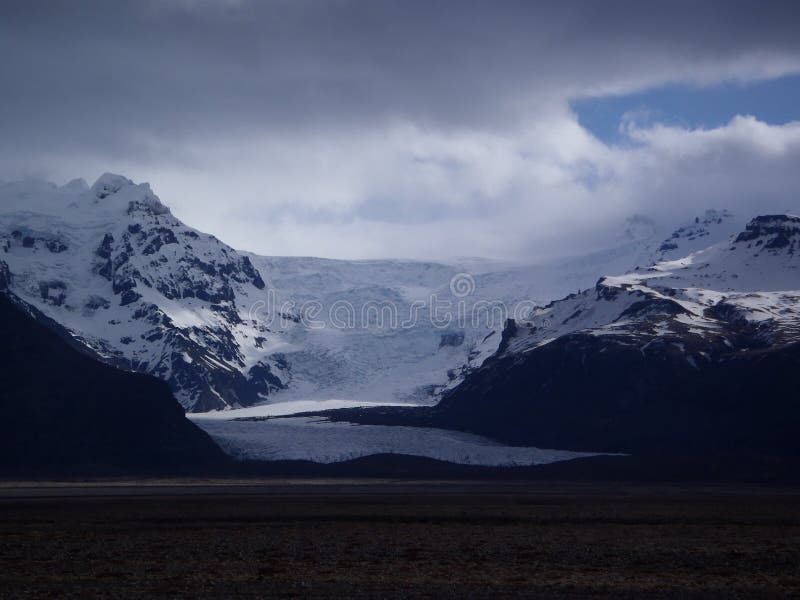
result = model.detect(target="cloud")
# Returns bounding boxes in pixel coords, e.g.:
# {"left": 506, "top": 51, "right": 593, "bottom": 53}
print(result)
{"left": 59, "top": 113, "right": 791, "bottom": 262}
{"left": 616, "top": 115, "right": 800, "bottom": 218}
{"left": 1, "top": 1, "right": 800, "bottom": 259}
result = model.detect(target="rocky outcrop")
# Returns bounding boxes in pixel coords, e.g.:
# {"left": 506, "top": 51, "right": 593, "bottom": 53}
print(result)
{"left": 735, "top": 214, "right": 800, "bottom": 253}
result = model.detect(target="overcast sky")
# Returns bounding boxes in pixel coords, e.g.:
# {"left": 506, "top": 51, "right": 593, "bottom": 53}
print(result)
{"left": 2, "top": 0, "right": 800, "bottom": 260}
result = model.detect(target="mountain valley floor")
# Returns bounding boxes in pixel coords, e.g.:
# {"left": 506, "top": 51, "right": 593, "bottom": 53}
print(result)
{"left": 0, "top": 480, "right": 798, "bottom": 599}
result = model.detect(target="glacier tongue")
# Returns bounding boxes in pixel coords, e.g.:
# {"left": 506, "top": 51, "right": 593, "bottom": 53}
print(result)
{"left": 191, "top": 416, "right": 600, "bottom": 466}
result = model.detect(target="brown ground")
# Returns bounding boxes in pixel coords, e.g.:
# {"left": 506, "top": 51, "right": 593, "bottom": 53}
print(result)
{"left": 0, "top": 481, "right": 798, "bottom": 599}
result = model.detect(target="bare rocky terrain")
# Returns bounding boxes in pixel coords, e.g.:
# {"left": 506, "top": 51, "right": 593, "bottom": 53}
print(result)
{"left": 0, "top": 481, "right": 798, "bottom": 599}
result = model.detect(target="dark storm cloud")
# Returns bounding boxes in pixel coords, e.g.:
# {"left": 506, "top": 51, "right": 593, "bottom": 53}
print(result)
{"left": 2, "top": 0, "right": 800, "bottom": 158}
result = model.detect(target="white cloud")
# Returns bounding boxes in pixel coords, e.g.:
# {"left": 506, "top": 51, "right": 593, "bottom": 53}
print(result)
{"left": 8, "top": 111, "right": 799, "bottom": 261}
{"left": 27, "top": 112, "right": 786, "bottom": 261}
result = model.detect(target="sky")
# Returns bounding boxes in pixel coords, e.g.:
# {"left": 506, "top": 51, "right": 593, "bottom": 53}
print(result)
{"left": 1, "top": 0, "right": 800, "bottom": 261}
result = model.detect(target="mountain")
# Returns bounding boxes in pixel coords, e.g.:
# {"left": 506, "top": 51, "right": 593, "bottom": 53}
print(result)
{"left": 0, "top": 175, "right": 286, "bottom": 412}
{"left": 211, "top": 208, "right": 740, "bottom": 410}
{"left": 0, "top": 281, "right": 227, "bottom": 475}
{"left": 0, "top": 174, "right": 743, "bottom": 414}
{"left": 420, "top": 215, "right": 800, "bottom": 456}
{"left": 5, "top": 172, "right": 795, "bottom": 474}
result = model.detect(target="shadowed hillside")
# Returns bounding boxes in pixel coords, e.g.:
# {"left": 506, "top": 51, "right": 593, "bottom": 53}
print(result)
{"left": 0, "top": 289, "right": 228, "bottom": 475}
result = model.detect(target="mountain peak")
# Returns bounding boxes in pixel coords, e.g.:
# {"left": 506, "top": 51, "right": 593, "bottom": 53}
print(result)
{"left": 60, "top": 178, "right": 89, "bottom": 193}
{"left": 735, "top": 214, "right": 800, "bottom": 251}
{"left": 89, "top": 173, "right": 171, "bottom": 217}
{"left": 91, "top": 173, "right": 134, "bottom": 199}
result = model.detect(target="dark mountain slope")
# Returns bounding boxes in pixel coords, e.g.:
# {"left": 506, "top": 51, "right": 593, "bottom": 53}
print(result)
{"left": 425, "top": 216, "right": 800, "bottom": 454}
{"left": 0, "top": 291, "right": 228, "bottom": 475}
{"left": 292, "top": 328, "right": 800, "bottom": 461}
{"left": 428, "top": 330, "right": 800, "bottom": 454}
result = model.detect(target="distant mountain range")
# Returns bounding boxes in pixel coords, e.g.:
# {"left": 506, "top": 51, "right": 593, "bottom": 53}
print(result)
{"left": 0, "top": 175, "right": 746, "bottom": 413}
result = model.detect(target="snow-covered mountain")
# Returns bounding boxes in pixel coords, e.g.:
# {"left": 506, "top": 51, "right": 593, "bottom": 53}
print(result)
{"left": 186, "top": 213, "right": 800, "bottom": 466}
{"left": 418, "top": 214, "right": 800, "bottom": 455}
{"left": 0, "top": 175, "right": 285, "bottom": 411}
{"left": 240, "top": 210, "right": 744, "bottom": 406}
{"left": 509, "top": 209, "right": 743, "bottom": 303}
{"left": 0, "top": 173, "right": 746, "bottom": 413}
{"left": 502, "top": 213, "right": 800, "bottom": 358}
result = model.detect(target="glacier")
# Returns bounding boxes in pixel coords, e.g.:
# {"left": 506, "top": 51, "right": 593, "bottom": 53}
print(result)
{"left": 0, "top": 173, "right": 744, "bottom": 413}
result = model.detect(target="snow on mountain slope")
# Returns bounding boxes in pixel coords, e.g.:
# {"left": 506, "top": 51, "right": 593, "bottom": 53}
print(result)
{"left": 0, "top": 173, "right": 744, "bottom": 414}
{"left": 0, "top": 175, "right": 286, "bottom": 411}
{"left": 247, "top": 255, "right": 474, "bottom": 404}
{"left": 490, "top": 210, "right": 743, "bottom": 304}
{"left": 0, "top": 176, "right": 495, "bottom": 411}
{"left": 497, "top": 213, "right": 800, "bottom": 361}
{"left": 242, "top": 211, "right": 743, "bottom": 405}
{"left": 411, "top": 214, "right": 800, "bottom": 455}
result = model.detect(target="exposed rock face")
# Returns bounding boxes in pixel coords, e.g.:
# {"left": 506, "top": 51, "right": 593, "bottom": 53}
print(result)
{"left": 735, "top": 214, "right": 800, "bottom": 253}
